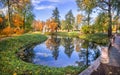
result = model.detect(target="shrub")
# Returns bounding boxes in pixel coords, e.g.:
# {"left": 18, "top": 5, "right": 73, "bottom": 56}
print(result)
{"left": 2, "top": 26, "right": 13, "bottom": 36}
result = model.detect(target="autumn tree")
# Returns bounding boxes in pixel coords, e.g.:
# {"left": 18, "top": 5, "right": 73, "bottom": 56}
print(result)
{"left": 32, "top": 20, "right": 45, "bottom": 31}
{"left": 0, "top": 15, "right": 3, "bottom": 31}
{"left": 0, "top": 0, "right": 19, "bottom": 27}
{"left": 65, "top": 10, "right": 75, "bottom": 32}
{"left": 46, "top": 18, "right": 57, "bottom": 32}
{"left": 46, "top": 19, "right": 51, "bottom": 32}
{"left": 0, "top": 13, "right": 8, "bottom": 34}
{"left": 0, "top": 0, "right": 34, "bottom": 33}
{"left": 13, "top": 0, "right": 34, "bottom": 31}
{"left": 12, "top": 14, "right": 23, "bottom": 27}
{"left": 75, "top": 14, "right": 83, "bottom": 30}
{"left": 49, "top": 18, "right": 58, "bottom": 32}
{"left": 52, "top": 7, "right": 60, "bottom": 32}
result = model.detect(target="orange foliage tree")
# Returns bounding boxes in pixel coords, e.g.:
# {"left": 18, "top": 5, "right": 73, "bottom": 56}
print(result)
{"left": 46, "top": 18, "right": 57, "bottom": 32}
{"left": 12, "top": 13, "right": 24, "bottom": 34}
{"left": 2, "top": 26, "right": 13, "bottom": 36}
{"left": 32, "top": 20, "right": 45, "bottom": 31}
{"left": 0, "top": 17, "right": 3, "bottom": 23}
{"left": 39, "top": 21, "right": 45, "bottom": 31}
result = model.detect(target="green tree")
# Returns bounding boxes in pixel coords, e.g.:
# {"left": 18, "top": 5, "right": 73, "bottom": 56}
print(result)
{"left": 52, "top": 7, "right": 60, "bottom": 32}
{"left": 81, "top": 25, "right": 90, "bottom": 34}
{"left": 94, "top": 12, "right": 108, "bottom": 33}
{"left": 96, "top": 0, "right": 120, "bottom": 37}
{"left": 61, "top": 20, "right": 66, "bottom": 30}
{"left": 0, "top": 0, "right": 14, "bottom": 27}
{"left": 65, "top": 10, "right": 75, "bottom": 32}
{"left": 76, "top": 0, "right": 96, "bottom": 26}
{"left": 76, "top": 0, "right": 120, "bottom": 37}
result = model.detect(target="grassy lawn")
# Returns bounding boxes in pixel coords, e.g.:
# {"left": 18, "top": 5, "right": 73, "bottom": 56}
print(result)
{"left": 0, "top": 33, "right": 85, "bottom": 75}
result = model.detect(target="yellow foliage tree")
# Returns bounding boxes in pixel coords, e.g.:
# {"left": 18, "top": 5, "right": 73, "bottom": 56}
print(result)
{"left": 77, "top": 14, "right": 83, "bottom": 24}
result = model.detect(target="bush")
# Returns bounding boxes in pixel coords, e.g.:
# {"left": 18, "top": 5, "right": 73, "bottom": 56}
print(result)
{"left": 13, "top": 28, "right": 24, "bottom": 34}
{"left": 1, "top": 26, "right": 13, "bottom": 36}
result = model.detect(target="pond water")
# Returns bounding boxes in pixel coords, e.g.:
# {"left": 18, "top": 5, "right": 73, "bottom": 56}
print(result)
{"left": 18, "top": 35, "right": 102, "bottom": 67}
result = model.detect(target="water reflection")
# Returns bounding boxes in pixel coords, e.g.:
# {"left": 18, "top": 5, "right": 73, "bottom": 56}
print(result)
{"left": 62, "top": 37, "right": 74, "bottom": 58}
{"left": 19, "top": 35, "right": 101, "bottom": 67}
{"left": 45, "top": 35, "right": 61, "bottom": 60}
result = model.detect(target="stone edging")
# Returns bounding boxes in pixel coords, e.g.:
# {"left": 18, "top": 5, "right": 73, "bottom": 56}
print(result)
{"left": 79, "top": 46, "right": 110, "bottom": 75}
{"left": 79, "top": 56, "right": 101, "bottom": 75}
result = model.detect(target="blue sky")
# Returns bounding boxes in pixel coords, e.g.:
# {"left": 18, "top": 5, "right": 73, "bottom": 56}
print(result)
{"left": 32, "top": 0, "right": 79, "bottom": 21}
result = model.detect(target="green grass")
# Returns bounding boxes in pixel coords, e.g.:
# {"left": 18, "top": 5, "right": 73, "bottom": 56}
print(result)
{"left": 0, "top": 33, "right": 86, "bottom": 75}
{"left": 45, "top": 31, "right": 79, "bottom": 37}
{"left": 79, "top": 33, "right": 108, "bottom": 45}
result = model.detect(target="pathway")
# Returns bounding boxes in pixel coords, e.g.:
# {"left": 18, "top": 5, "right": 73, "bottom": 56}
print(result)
{"left": 91, "top": 35, "right": 120, "bottom": 75}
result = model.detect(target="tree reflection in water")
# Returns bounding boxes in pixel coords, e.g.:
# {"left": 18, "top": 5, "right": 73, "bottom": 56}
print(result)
{"left": 45, "top": 35, "right": 61, "bottom": 60}
{"left": 62, "top": 37, "right": 74, "bottom": 58}
{"left": 19, "top": 35, "right": 101, "bottom": 67}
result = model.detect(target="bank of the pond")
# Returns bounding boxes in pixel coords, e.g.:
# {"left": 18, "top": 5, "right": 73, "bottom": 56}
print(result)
{"left": 45, "top": 32, "right": 108, "bottom": 44}
{"left": 45, "top": 31, "right": 79, "bottom": 37}
{"left": 79, "top": 33, "right": 108, "bottom": 45}
{"left": 0, "top": 33, "right": 86, "bottom": 75}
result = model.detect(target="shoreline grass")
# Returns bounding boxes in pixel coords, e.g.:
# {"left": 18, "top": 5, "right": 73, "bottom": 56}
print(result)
{"left": 45, "top": 32, "right": 108, "bottom": 45}
{"left": 79, "top": 33, "right": 108, "bottom": 45}
{"left": 44, "top": 31, "right": 80, "bottom": 37}
{"left": 0, "top": 33, "right": 86, "bottom": 75}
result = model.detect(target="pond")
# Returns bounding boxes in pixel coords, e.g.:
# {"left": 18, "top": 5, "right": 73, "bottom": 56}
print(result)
{"left": 18, "top": 35, "right": 102, "bottom": 67}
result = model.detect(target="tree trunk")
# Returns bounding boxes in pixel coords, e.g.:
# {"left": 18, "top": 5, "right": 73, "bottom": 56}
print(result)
{"left": 56, "top": 27, "right": 58, "bottom": 32}
{"left": 68, "top": 29, "right": 69, "bottom": 32}
{"left": 88, "top": 12, "right": 90, "bottom": 26}
{"left": 67, "top": 24, "right": 69, "bottom": 32}
{"left": 23, "top": 11, "right": 26, "bottom": 30}
{"left": 7, "top": 0, "right": 11, "bottom": 27}
{"left": 108, "top": 0, "right": 112, "bottom": 37}
{"left": 86, "top": 45, "right": 89, "bottom": 66}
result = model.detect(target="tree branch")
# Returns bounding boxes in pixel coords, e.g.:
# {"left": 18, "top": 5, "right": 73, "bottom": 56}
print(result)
{"left": 101, "top": 1, "right": 109, "bottom": 5}
{"left": 98, "top": 5, "right": 108, "bottom": 11}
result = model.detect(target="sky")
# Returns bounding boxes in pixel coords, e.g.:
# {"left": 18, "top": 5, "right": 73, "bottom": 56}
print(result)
{"left": 31, "top": 0, "right": 79, "bottom": 21}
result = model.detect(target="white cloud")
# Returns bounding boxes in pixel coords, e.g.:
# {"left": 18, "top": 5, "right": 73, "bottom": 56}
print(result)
{"left": 32, "top": 0, "right": 74, "bottom": 10}
{"left": 35, "top": 5, "right": 55, "bottom": 10}
{"left": 32, "top": 0, "right": 59, "bottom": 10}
{"left": 32, "top": 0, "right": 59, "bottom": 5}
